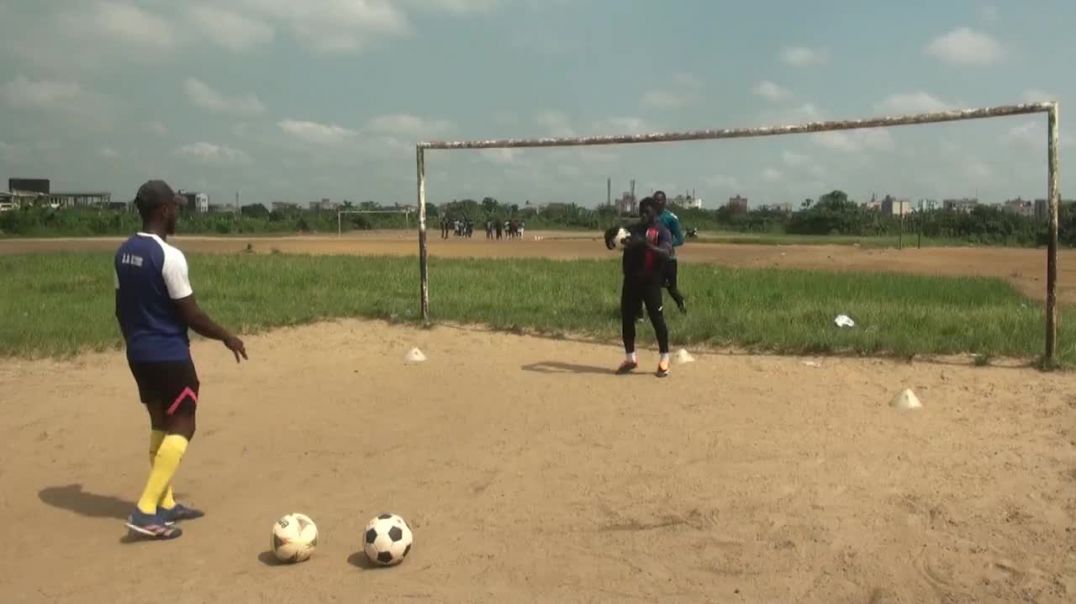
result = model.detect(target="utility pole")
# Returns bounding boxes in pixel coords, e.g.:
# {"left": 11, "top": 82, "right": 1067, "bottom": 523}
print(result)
{"left": 607, "top": 177, "right": 611, "bottom": 208}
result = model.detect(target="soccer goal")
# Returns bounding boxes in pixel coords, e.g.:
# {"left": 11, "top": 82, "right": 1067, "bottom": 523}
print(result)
{"left": 414, "top": 102, "right": 1062, "bottom": 362}
{"left": 337, "top": 208, "right": 414, "bottom": 236}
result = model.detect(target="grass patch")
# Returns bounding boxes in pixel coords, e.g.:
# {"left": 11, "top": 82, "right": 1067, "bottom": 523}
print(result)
{"left": 1, "top": 252, "right": 1073, "bottom": 364}
{"left": 693, "top": 231, "right": 994, "bottom": 248}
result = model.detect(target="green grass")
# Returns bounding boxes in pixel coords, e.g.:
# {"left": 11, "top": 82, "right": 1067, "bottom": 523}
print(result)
{"left": 1, "top": 252, "right": 1073, "bottom": 365}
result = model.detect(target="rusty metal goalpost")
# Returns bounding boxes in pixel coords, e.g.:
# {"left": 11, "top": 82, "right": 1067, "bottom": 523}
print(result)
{"left": 416, "top": 102, "right": 1061, "bottom": 363}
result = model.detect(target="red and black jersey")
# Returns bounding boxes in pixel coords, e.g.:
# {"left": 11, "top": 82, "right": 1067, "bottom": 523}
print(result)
{"left": 621, "top": 221, "right": 673, "bottom": 283}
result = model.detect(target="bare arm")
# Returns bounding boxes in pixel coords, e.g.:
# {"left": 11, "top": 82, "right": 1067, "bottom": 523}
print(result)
{"left": 174, "top": 295, "right": 247, "bottom": 362}
{"left": 115, "top": 290, "right": 128, "bottom": 340}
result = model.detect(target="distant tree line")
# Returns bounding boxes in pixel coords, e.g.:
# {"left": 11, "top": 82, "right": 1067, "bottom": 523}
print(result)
{"left": 2, "top": 190, "right": 1073, "bottom": 247}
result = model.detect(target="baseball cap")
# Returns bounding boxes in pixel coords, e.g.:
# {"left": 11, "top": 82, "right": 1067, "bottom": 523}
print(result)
{"left": 135, "top": 179, "right": 177, "bottom": 212}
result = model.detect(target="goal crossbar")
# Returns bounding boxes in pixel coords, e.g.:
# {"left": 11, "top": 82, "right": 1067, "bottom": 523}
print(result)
{"left": 415, "top": 101, "right": 1062, "bottom": 363}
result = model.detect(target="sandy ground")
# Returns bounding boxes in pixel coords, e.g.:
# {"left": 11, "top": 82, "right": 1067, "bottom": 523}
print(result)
{"left": 1, "top": 320, "right": 1073, "bottom": 603}
{"left": 1, "top": 230, "right": 1072, "bottom": 303}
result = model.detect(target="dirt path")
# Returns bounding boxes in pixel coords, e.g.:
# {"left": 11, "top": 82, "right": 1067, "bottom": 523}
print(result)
{"left": 2, "top": 231, "right": 1071, "bottom": 303}
{"left": 1, "top": 320, "right": 1073, "bottom": 602}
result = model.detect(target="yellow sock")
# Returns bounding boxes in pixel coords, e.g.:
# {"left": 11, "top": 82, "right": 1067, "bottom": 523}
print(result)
{"left": 137, "top": 435, "right": 188, "bottom": 515}
{"left": 149, "top": 430, "right": 177, "bottom": 510}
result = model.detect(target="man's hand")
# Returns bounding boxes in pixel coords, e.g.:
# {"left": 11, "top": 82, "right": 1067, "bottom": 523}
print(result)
{"left": 224, "top": 335, "right": 247, "bottom": 363}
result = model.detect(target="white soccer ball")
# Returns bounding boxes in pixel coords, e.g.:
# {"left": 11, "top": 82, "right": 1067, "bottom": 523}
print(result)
{"left": 272, "top": 513, "right": 318, "bottom": 563}
{"left": 363, "top": 513, "right": 413, "bottom": 566}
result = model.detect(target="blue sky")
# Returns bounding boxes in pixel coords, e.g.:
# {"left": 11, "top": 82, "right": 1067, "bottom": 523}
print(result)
{"left": 0, "top": 0, "right": 1071, "bottom": 208}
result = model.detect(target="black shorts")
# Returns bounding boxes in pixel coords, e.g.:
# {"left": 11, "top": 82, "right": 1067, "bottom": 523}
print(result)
{"left": 129, "top": 361, "right": 200, "bottom": 417}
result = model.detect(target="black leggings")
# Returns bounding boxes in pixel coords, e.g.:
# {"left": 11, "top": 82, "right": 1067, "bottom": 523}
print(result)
{"left": 621, "top": 279, "right": 669, "bottom": 354}
{"left": 664, "top": 259, "right": 685, "bottom": 306}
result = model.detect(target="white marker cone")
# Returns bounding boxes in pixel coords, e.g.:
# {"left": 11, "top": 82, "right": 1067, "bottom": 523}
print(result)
{"left": 404, "top": 348, "right": 427, "bottom": 363}
{"left": 674, "top": 349, "right": 695, "bottom": 364}
{"left": 890, "top": 388, "right": 922, "bottom": 410}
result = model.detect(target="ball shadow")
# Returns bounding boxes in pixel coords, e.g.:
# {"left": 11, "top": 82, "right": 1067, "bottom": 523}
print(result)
{"left": 257, "top": 551, "right": 290, "bottom": 567}
{"left": 347, "top": 552, "right": 379, "bottom": 570}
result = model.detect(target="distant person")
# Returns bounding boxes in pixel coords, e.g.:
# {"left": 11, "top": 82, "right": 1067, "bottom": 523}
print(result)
{"left": 653, "top": 191, "right": 687, "bottom": 313}
{"left": 485, "top": 219, "right": 494, "bottom": 240}
{"left": 612, "top": 197, "right": 673, "bottom": 377}
{"left": 495, "top": 220, "right": 503, "bottom": 240}
{"left": 441, "top": 217, "right": 450, "bottom": 239}
{"left": 115, "top": 180, "right": 247, "bottom": 540}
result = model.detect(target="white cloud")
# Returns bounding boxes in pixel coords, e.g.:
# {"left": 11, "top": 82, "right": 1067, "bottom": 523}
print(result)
{"left": 183, "top": 78, "right": 266, "bottom": 116}
{"left": 814, "top": 129, "right": 894, "bottom": 152}
{"left": 535, "top": 110, "right": 575, "bottom": 137}
{"left": 480, "top": 148, "right": 519, "bottom": 164}
{"left": 1021, "top": 89, "right": 1056, "bottom": 103}
{"left": 146, "top": 121, "right": 169, "bottom": 136}
{"left": 0, "top": 141, "right": 23, "bottom": 163}
{"left": 99, "top": 146, "right": 119, "bottom": 159}
{"left": 400, "top": 0, "right": 500, "bottom": 13}
{"left": 925, "top": 27, "right": 1004, "bottom": 65}
{"left": 366, "top": 113, "right": 455, "bottom": 138}
{"left": 762, "top": 167, "right": 784, "bottom": 182}
{"left": 781, "top": 151, "right": 810, "bottom": 167}
{"left": 593, "top": 116, "right": 649, "bottom": 134}
{"left": 0, "top": 75, "right": 110, "bottom": 123}
{"left": 177, "top": 142, "right": 251, "bottom": 164}
{"left": 753, "top": 81, "right": 790, "bottom": 101}
{"left": 876, "top": 92, "right": 952, "bottom": 114}
{"left": 1004, "top": 121, "right": 1073, "bottom": 149}
{"left": 75, "top": 2, "right": 176, "bottom": 51}
{"left": 1005, "top": 121, "right": 1039, "bottom": 148}
{"left": 190, "top": 5, "right": 275, "bottom": 52}
{"left": 1, "top": 76, "right": 85, "bottom": 110}
{"left": 642, "top": 90, "right": 691, "bottom": 109}
{"left": 766, "top": 103, "right": 823, "bottom": 124}
{"left": 641, "top": 72, "right": 702, "bottom": 108}
{"left": 780, "top": 46, "right": 828, "bottom": 67}
{"left": 242, "top": 0, "right": 411, "bottom": 53}
{"left": 278, "top": 119, "right": 357, "bottom": 145}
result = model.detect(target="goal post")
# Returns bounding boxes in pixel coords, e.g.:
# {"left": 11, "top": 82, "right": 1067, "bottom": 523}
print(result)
{"left": 415, "top": 101, "right": 1062, "bottom": 363}
{"left": 337, "top": 208, "right": 414, "bottom": 236}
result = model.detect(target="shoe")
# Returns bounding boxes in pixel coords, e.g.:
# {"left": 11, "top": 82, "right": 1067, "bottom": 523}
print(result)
{"left": 615, "top": 360, "right": 638, "bottom": 375}
{"left": 125, "top": 509, "right": 182, "bottom": 540}
{"left": 656, "top": 359, "right": 670, "bottom": 378}
{"left": 160, "top": 503, "right": 205, "bottom": 523}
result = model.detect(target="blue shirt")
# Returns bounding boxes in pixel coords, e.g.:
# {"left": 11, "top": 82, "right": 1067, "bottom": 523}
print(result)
{"left": 659, "top": 209, "right": 684, "bottom": 255}
{"left": 114, "top": 233, "right": 194, "bottom": 362}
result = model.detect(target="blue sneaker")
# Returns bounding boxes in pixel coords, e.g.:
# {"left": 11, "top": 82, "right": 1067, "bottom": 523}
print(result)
{"left": 125, "top": 509, "right": 182, "bottom": 540}
{"left": 160, "top": 503, "right": 204, "bottom": 523}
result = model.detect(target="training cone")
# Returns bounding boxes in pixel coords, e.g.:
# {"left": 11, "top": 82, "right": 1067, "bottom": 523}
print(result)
{"left": 889, "top": 388, "right": 922, "bottom": 410}
{"left": 404, "top": 348, "right": 427, "bottom": 363}
{"left": 674, "top": 349, "right": 695, "bottom": 364}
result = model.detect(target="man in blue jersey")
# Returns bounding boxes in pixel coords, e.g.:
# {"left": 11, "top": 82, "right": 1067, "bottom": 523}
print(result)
{"left": 652, "top": 191, "right": 687, "bottom": 314}
{"left": 115, "top": 180, "right": 247, "bottom": 540}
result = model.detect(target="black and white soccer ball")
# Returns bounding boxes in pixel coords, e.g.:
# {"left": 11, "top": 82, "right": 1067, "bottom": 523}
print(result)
{"left": 604, "top": 227, "right": 630, "bottom": 250}
{"left": 363, "top": 513, "right": 413, "bottom": 566}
